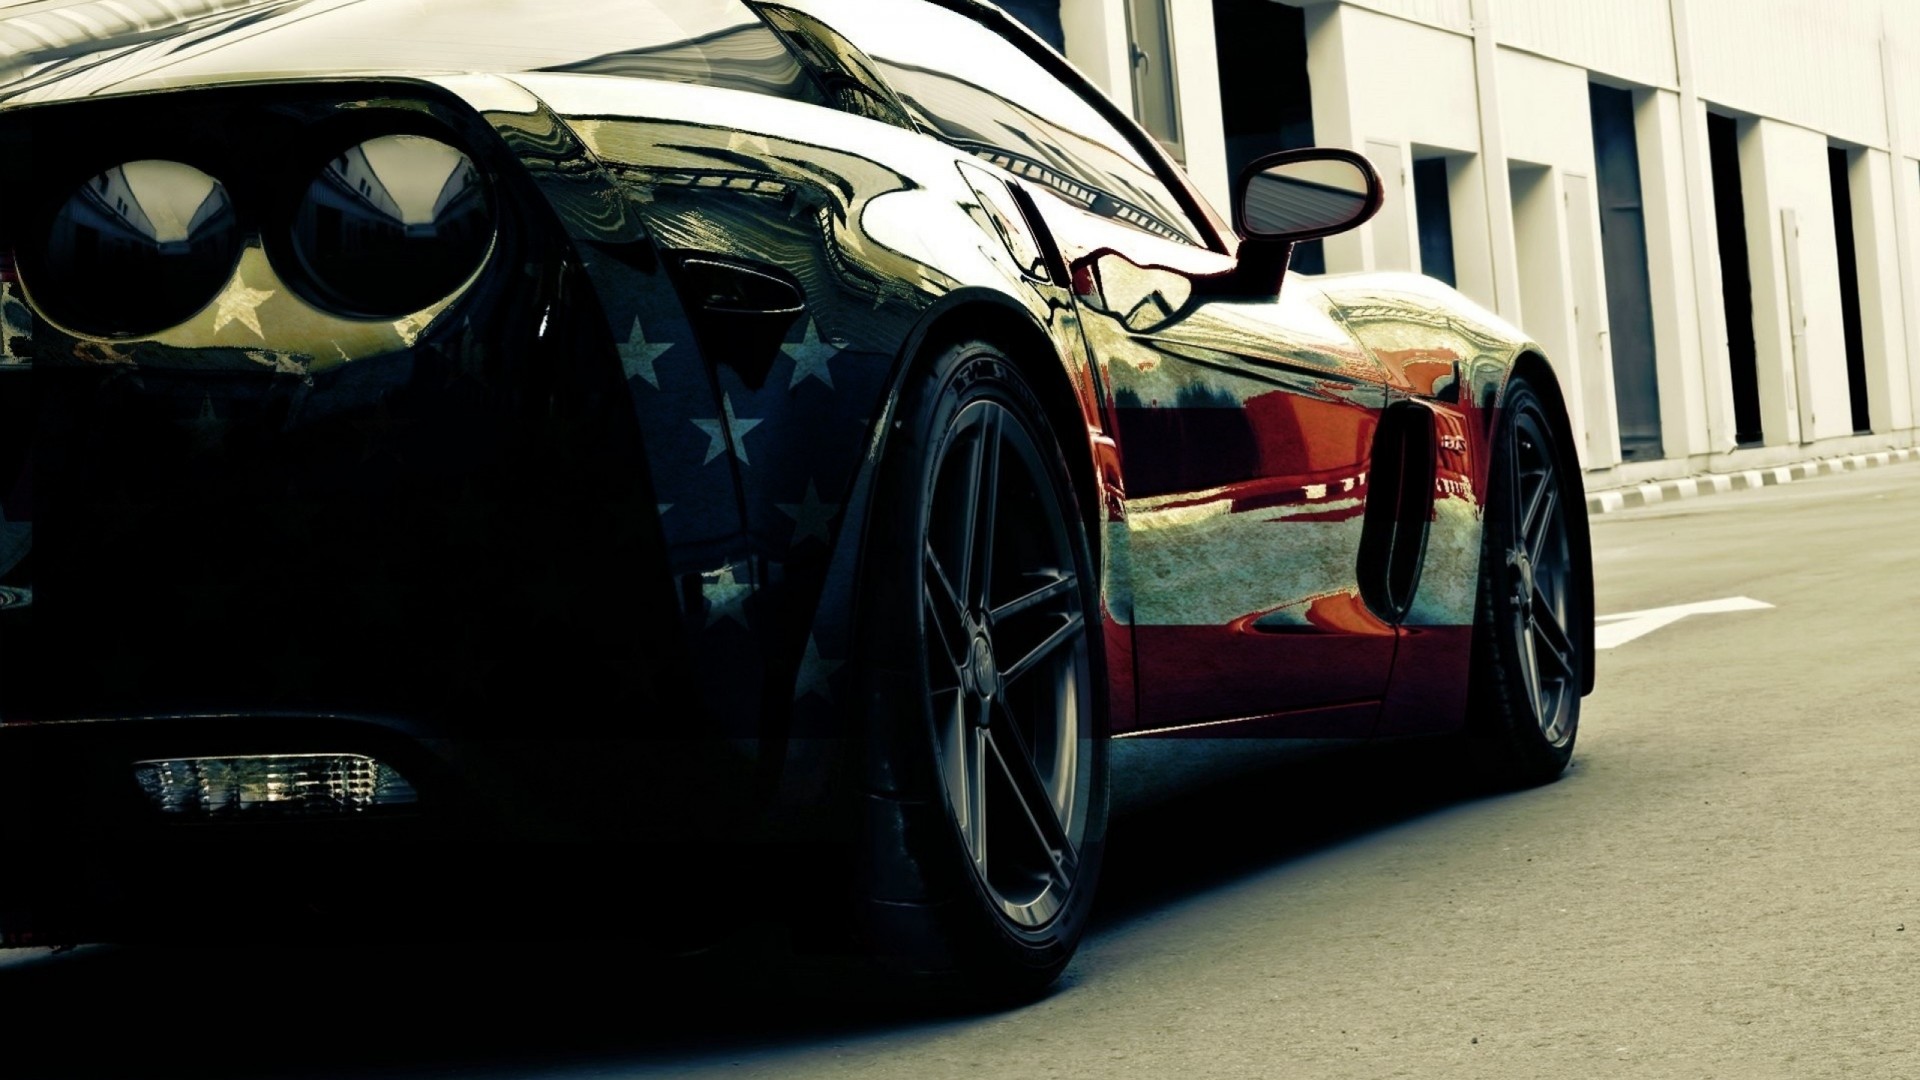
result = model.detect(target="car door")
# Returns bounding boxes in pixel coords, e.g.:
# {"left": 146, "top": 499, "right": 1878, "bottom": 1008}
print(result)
{"left": 807, "top": 0, "right": 1397, "bottom": 736}
{"left": 1048, "top": 214, "right": 1398, "bottom": 736}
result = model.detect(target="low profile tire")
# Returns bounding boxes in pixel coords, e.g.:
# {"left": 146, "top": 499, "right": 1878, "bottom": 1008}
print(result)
{"left": 1465, "top": 372, "right": 1588, "bottom": 788}
{"left": 852, "top": 338, "right": 1107, "bottom": 1000}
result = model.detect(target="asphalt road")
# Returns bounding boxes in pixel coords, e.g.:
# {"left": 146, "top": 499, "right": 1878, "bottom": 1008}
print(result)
{"left": 6, "top": 463, "right": 1917, "bottom": 1079}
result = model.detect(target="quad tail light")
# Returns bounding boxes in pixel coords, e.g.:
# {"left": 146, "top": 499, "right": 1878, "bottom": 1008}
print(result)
{"left": 287, "top": 134, "right": 493, "bottom": 319}
{"left": 21, "top": 133, "right": 492, "bottom": 338}
{"left": 38, "top": 160, "right": 242, "bottom": 337}
{"left": 132, "top": 754, "right": 418, "bottom": 817}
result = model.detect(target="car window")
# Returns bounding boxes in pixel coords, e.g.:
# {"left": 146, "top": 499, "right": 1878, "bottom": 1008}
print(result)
{"left": 795, "top": 0, "right": 1205, "bottom": 248}
{"left": 751, "top": 4, "right": 916, "bottom": 128}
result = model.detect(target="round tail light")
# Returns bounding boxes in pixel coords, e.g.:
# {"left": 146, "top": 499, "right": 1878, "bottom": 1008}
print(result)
{"left": 33, "top": 160, "right": 241, "bottom": 338}
{"left": 287, "top": 134, "right": 493, "bottom": 319}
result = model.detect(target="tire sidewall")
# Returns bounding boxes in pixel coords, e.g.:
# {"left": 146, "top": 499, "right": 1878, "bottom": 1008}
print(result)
{"left": 855, "top": 338, "right": 1109, "bottom": 981}
{"left": 1469, "top": 373, "right": 1585, "bottom": 783}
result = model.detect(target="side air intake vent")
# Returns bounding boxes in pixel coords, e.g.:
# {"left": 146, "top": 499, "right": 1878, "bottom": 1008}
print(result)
{"left": 1356, "top": 401, "right": 1437, "bottom": 622}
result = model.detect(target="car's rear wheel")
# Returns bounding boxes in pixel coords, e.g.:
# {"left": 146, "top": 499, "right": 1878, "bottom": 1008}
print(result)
{"left": 1466, "top": 372, "right": 1586, "bottom": 787}
{"left": 853, "top": 338, "right": 1106, "bottom": 999}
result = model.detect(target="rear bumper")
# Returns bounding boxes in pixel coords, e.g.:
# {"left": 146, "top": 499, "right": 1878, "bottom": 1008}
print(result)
{"left": 0, "top": 714, "right": 766, "bottom": 947}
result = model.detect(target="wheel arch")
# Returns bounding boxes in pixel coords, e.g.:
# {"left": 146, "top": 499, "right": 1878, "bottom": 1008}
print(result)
{"left": 891, "top": 291, "right": 1106, "bottom": 575}
{"left": 1505, "top": 350, "right": 1596, "bottom": 696}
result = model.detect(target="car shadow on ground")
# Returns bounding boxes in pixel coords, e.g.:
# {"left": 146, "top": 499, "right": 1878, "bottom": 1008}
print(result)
{"left": 3, "top": 739, "right": 1521, "bottom": 1079}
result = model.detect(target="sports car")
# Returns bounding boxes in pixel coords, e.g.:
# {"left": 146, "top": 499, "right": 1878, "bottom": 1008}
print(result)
{"left": 0, "top": 0, "right": 1593, "bottom": 996}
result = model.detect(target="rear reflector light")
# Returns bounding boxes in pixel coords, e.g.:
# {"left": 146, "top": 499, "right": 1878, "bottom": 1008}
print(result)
{"left": 133, "top": 754, "right": 418, "bottom": 817}
{"left": 0, "top": 250, "right": 15, "bottom": 283}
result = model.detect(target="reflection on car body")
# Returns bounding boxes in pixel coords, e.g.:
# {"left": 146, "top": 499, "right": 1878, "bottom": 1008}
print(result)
{"left": 0, "top": 0, "right": 1592, "bottom": 997}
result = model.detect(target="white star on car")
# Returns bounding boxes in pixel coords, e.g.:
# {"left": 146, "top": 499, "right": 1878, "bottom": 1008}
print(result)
{"left": 618, "top": 317, "right": 673, "bottom": 387}
{"left": 692, "top": 393, "right": 762, "bottom": 465}
{"left": 700, "top": 562, "right": 753, "bottom": 628}
{"left": 211, "top": 273, "right": 274, "bottom": 339}
{"left": 776, "top": 478, "right": 839, "bottom": 546}
{"left": 784, "top": 319, "right": 841, "bottom": 389}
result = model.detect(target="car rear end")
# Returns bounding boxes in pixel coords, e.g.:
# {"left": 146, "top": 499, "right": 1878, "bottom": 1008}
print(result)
{"left": 0, "top": 72, "right": 755, "bottom": 948}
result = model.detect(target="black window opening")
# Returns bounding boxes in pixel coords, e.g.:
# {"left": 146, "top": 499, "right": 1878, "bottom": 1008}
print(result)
{"left": 1828, "top": 146, "right": 1873, "bottom": 434}
{"left": 1413, "top": 157, "right": 1456, "bottom": 288}
{"left": 1589, "top": 82, "right": 1664, "bottom": 463}
{"left": 998, "top": 0, "right": 1065, "bottom": 51}
{"left": 1707, "top": 112, "right": 1764, "bottom": 446}
{"left": 1213, "top": 0, "right": 1320, "bottom": 272}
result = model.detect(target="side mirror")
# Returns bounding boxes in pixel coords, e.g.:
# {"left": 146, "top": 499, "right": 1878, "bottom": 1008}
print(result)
{"left": 1235, "top": 148, "right": 1383, "bottom": 243}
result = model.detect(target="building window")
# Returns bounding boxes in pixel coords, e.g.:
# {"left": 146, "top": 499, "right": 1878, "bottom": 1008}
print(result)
{"left": 1412, "top": 157, "right": 1456, "bottom": 287}
{"left": 1589, "top": 82, "right": 1663, "bottom": 463}
{"left": 1828, "top": 145, "right": 1872, "bottom": 434}
{"left": 1214, "top": 0, "right": 1315, "bottom": 269}
{"left": 1127, "top": 0, "right": 1181, "bottom": 161}
{"left": 1706, "top": 111, "right": 1764, "bottom": 446}
{"left": 997, "top": 0, "right": 1065, "bottom": 51}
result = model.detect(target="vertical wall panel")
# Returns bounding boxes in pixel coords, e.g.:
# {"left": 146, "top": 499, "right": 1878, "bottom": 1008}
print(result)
{"left": 1892, "top": 4, "right": 1920, "bottom": 153}
{"left": 1341, "top": 0, "right": 1472, "bottom": 34}
{"left": 1496, "top": 0, "right": 1676, "bottom": 90}
{"left": 1692, "top": 0, "right": 1887, "bottom": 148}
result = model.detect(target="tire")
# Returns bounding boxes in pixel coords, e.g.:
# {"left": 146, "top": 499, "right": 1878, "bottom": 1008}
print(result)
{"left": 1465, "top": 372, "right": 1588, "bottom": 788}
{"left": 851, "top": 338, "right": 1107, "bottom": 1000}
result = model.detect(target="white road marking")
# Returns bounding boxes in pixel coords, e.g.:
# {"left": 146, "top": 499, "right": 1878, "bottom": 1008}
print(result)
{"left": 1595, "top": 596, "right": 1775, "bottom": 650}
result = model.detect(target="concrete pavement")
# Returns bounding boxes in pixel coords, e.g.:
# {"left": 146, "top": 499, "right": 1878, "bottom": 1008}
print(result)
{"left": 4, "top": 465, "right": 1917, "bottom": 1079}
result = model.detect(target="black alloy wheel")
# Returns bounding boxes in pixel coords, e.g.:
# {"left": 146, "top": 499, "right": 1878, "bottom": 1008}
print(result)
{"left": 1466, "top": 373, "right": 1586, "bottom": 786}
{"left": 853, "top": 338, "right": 1106, "bottom": 998}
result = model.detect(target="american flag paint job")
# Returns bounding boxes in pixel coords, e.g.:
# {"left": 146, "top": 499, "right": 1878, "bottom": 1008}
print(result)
{"left": 0, "top": 0, "right": 1589, "bottom": 950}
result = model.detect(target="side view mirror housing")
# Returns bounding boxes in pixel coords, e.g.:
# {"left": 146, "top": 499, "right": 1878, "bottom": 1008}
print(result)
{"left": 1209, "top": 147, "right": 1384, "bottom": 298}
{"left": 1235, "top": 147, "right": 1384, "bottom": 242}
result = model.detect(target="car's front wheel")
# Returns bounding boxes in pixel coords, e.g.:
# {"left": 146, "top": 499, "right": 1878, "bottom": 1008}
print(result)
{"left": 853, "top": 338, "right": 1107, "bottom": 999}
{"left": 1466, "top": 372, "right": 1588, "bottom": 787}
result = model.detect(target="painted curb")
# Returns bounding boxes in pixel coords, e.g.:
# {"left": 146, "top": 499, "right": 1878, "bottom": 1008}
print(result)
{"left": 1586, "top": 448, "right": 1920, "bottom": 515}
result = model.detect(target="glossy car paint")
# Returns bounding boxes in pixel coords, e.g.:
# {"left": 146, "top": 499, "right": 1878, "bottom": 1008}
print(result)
{"left": 0, "top": 0, "right": 1587, "bottom": 943}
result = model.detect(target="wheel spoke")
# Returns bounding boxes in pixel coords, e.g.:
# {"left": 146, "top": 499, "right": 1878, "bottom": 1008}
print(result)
{"left": 1517, "top": 606, "right": 1545, "bottom": 717}
{"left": 1525, "top": 482, "right": 1559, "bottom": 565}
{"left": 935, "top": 687, "right": 988, "bottom": 868}
{"left": 924, "top": 592, "right": 966, "bottom": 677}
{"left": 924, "top": 543, "right": 967, "bottom": 667}
{"left": 1530, "top": 583, "right": 1577, "bottom": 679}
{"left": 1508, "top": 434, "right": 1527, "bottom": 545}
{"left": 990, "top": 571, "right": 1076, "bottom": 623}
{"left": 1000, "top": 611, "right": 1085, "bottom": 688}
{"left": 972, "top": 410, "right": 1002, "bottom": 611}
{"left": 985, "top": 700, "right": 1078, "bottom": 890}
{"left": 965, "top": 722, "right": 989, "bottom": 871}
{"left": 956, "top": 409, "right": 1003, "bottom": 612}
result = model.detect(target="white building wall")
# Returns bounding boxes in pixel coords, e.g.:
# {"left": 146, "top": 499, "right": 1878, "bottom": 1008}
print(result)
{"left": 1635, "top": 88, "right": 1714, "bottom": 460}
{"left": 1743, "top": 118, "right": 1851, "bottom": 444}
{"left": 1497, "top": 0, "right": 1676, "bottom": 90}
{"left": 1903, "top": 157, "right": 1920, "bottom": 428}
{"left": 1061, "top": 0, "right": 1232, "bottom": 209}
{"left": 1896, "top": 11, "right": 1920, "bottom": 152}
{"left": 1496, "top": 47, "right": 1594, "bottom": 169}
{"left": 1885, "top": 12, "right": 1920, "bottom": 431}
{"left": 1302, "top": 4, "right": 1481, "bottom": 284}
{"left": 1333, "top": 0, "right": 1470, "bottom": 34}
{"left": 1854, "top": 149, "right": 1912, "bottom": 433}
{"left": 1168, "top": 0, "right": 1231, "bottom": 210}
{"left": 1069, "top": 0, "right": 1920, "bottom": 478}
{"left": 1692, "top": 0, "right": 1888, "bottom": 149}
{"left": 1060, "top": 0, "right": 1132, "bottom": 108}
{"left": 1496, "top": 47, "right": 1611, "bottom": 467}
